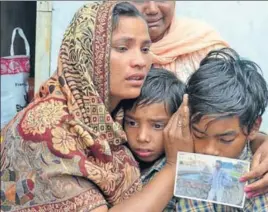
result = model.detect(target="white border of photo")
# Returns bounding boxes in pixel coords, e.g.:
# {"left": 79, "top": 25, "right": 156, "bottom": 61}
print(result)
{"left": 174, "top": 152, "right": 250, "bottom": 209}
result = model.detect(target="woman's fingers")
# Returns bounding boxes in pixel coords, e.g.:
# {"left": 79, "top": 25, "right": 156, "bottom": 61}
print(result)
{"left": 244, "top": 174, "right": 268, "bottom": 198}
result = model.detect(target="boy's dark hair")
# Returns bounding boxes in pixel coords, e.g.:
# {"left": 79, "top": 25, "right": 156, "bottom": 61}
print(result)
{"left": 186, "top": 48, "right": 268, "bottom": 133}
{"left": 122, "top": 67, "right": 185, "bottom": 115}
{"left": 112, "top": 2, "right": 145, "bottom": 31}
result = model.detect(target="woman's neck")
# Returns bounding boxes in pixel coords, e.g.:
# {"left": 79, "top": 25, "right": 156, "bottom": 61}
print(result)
{"left": 151, "top": 33, "right": 165, "bottom": 43}
{"left": 151, "top": 25, "right": 172, "bottom": 43}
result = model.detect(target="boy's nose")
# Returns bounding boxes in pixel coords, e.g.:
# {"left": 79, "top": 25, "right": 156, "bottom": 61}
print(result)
{"left": 137, "top": 128, "right": 150, "bottom": 143}
{"left": 202, "top": 141, "right": 220, "bottom": 156}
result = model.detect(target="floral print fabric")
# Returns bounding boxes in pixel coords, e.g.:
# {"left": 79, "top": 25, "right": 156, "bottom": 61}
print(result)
{"left": 1, "top": 1, "right": 142, "bottom": 211}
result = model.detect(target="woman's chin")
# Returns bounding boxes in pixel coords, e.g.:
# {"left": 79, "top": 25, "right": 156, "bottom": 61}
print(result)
{"left": 122, "top": 89, "right": 142, "bottom": 100}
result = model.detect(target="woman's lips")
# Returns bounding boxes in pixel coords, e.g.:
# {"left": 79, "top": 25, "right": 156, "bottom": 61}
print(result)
{"left": 147, "top": 18, "right": 162, "bottom": 27}
{"left": 126, "top": 74, "right": 145, "bottom": 87}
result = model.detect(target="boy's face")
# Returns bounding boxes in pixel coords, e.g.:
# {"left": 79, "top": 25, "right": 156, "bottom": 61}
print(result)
{"left": 192, "top": 116, "right": 250, "bottom": 158}
{"left": 124, "top": 103, "right": 171, "bottom": 162}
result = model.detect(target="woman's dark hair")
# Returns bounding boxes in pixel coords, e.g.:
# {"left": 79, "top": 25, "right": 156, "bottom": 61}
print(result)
{"left": 122, "top": 67, "right": 185, "bottom": 115}
{"left": 112, "top": 2, "right": 145, "bottom": 31}
{"left": 186, "top": 48, "right": 268, "bottom": 134}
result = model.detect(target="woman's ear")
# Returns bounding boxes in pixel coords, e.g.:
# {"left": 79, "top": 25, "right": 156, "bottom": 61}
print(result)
{"left": 248, "top": 117, "right": 262, "bottom": 141}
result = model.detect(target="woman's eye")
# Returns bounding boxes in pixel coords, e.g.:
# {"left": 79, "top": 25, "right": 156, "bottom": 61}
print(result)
{"left": 116, "top": 46, "right": 128, "bottom": 52}
{"left": 142, "top": 47, "right": 150, "bottom": 53}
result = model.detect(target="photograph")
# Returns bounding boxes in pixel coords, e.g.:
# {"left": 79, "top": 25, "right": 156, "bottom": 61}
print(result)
{"left": 174, "top": 152, "right": 250, "bottom": 208}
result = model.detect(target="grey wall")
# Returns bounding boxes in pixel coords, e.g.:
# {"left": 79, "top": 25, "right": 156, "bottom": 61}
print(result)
{"left": 50, "top": 1, "right": 268, "bottom": 132}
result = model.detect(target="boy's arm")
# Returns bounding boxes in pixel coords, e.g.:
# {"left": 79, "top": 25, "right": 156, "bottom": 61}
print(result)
{"left": 108, "top": 164, "right": 176, "bottom": 212}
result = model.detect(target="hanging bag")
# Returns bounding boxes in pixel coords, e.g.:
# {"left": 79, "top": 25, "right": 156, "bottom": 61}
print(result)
{"left": 1, "top": 27, "right": 30, "bottom": 129}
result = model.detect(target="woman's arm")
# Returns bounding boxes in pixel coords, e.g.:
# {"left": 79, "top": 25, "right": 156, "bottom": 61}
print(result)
{"left": 92, "top": 164, "right": 175, "bottom": 212}
{"left": 250, "top": 132, "right": 267, "bottom": 153}
{"left": 241, "top": 132, "right": 268, "bottom": 198}
{"left": 110, "top": 164, "right": 176, "bottom": 212}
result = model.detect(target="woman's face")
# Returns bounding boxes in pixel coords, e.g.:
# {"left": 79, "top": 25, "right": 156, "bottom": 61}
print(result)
{"left": 110, "top": 16, "right": 152, "bottom": 104}
{"left": 131, "top": 1, "right": 175, "bottom": 42}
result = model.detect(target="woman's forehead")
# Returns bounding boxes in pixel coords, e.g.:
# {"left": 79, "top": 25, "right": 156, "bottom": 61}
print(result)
{"left": 112, "top": 16, "right": 151, "bottom": 43}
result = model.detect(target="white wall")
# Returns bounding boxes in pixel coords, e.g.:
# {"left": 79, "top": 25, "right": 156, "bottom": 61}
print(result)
{"left": 175, "top": 1, "right": 268, "bottom": 132}
{"left": 50, "top": 1, "right": 268, "bottom": 132}
{"left": 50, "top": 1, "right": 88, "bottom": 74}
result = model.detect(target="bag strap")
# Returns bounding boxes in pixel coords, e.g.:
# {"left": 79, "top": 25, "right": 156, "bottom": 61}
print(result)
{"left": 10, "top": 27, "right": 30, "bottom": 57}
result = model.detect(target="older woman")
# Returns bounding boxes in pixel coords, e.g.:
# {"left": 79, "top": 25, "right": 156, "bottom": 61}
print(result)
{"left": 131, "top": 1, "right": 228, "bottom": 82}
{"left": 0, "top": 2, "right": 179, "bottom": 211}
{"left": 131, "top": 1, "right": 268, "bottom": 197}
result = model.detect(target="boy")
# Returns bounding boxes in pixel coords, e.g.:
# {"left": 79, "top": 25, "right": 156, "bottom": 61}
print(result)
{"left": 179, "top": 47, "right": 268, "bottom": 211}
{"left": 122, "top": 67, "right": 186, "bottom": 211}
{"left": 123, "top": 47, "right": 268, "bottom": 211}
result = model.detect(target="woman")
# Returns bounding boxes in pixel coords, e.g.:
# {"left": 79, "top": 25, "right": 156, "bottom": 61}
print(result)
{"left": 1, "top": 2, "right": 179, "bottom": 211}
{"left": 131, "top": 1, "right": 268, "bottom": 197}
{"left": 131, "top": 1, "right": 228, "bottom": 82}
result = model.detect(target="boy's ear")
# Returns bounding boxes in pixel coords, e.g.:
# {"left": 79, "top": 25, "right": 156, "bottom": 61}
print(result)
{"left": 248, "top": 117, "right": 262, "bottom": 140}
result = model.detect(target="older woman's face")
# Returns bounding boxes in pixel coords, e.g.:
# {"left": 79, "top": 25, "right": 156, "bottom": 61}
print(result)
{"left": 131, "top": 1, "right": 175, "bottom": 42}
{"left": 110, "top": 16, "right": 152, "bottom": 102}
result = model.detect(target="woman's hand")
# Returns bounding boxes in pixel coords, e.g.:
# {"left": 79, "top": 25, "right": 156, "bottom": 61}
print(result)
{"left": 240, "top": 139, "right": 268, "bottom": 198}
{"left": 163, "top": 94, "right": 194, "bottom": 165}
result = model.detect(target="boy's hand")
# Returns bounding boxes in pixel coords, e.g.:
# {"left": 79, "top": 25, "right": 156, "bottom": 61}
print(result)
{"left": 163, "top": 94, "right": 194, "bottom": 165}
{"left": 240, "top": 140, "right": 268, "bottom": 198}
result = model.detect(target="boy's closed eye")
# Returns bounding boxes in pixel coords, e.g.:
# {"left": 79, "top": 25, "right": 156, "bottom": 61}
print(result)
{"left": 218, "top": 135, "right": 237, "bottom": 144}
{"left": 193, "top": 133, "right": 237, "bottom": 144}
{"left": 216, "top": 131, "right": 238, "bottom": 144}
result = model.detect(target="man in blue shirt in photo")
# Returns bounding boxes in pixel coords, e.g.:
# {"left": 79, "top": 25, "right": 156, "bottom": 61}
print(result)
{"left": 207, "top": 160, "right": 233, "bottom": 202}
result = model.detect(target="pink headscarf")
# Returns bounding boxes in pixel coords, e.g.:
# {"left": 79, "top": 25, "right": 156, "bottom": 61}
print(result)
{"left": 151, "top": 16, "right": 229, "bottom": 65}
